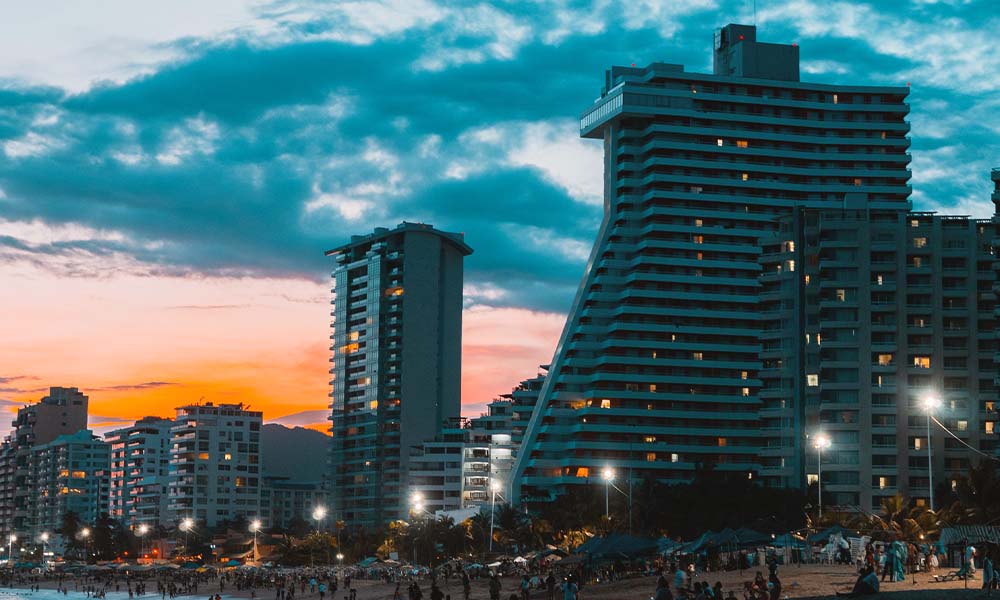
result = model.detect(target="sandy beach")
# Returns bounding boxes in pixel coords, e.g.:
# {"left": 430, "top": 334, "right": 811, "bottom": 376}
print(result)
{"left": 6, "top": 565, "right": 993, "bottom": 600}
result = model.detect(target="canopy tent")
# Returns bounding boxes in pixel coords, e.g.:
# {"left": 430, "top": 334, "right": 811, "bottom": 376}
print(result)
{"left": 357, "top": 557, "right": 379, "bottom": 568}
{"left": 771, "top": 533, "right": 808, "bottom": 550}
{"left": 939, "top": 526, "right": 1000, "bottom": 548}
{"left": 657, "top": 537, "right": 682, "bottom": 555}
{"left": 808, "top": 525, "right": 851, "bottom": 545}
{"left": 574, "top": 534, "right": 659, "bottom": 559}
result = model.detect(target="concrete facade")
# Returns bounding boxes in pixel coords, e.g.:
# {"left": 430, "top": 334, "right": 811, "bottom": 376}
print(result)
{"left": 106, "top": 417, "right": 175, "bottom": 528}
{"left": 167, "top": 403, "right": 263, "bottom": 527}
{"left": 326, "top": 222, "right": 471, "bottom": 527}
{"left": 0, "top": 387, "right": 89, "bottom": 535}
{"left": 27, "top": 430, "right": 109, "bottom": 537}
{"left": 513, "top": 24, "right": 913, "bottom": 502}
{"left": 260, "top": 477, "right": 326, "bottom": 530}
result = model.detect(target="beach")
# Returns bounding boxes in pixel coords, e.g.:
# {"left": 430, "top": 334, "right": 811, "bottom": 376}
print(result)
{"left": 2, "top": 565, "right": 992, "bottom": 600}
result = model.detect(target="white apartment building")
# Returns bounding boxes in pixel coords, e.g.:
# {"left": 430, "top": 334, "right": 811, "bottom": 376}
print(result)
{"left": 167, "top": 403, "right": 263, "bottom": 527}
{"left": 106, "top": 417, "right": 174, "bottom": 528}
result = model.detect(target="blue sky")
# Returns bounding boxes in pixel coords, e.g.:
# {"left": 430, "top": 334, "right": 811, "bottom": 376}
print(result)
{"left": 0, "top": 0, "right": 997, "bottom": 423}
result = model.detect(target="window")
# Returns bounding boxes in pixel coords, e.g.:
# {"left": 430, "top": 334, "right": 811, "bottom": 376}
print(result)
{"left": 957, "top": 420, "right": 968, "bottom": 432}
{"left": 649, "top": 384, "right": 657, "bottom": 392}
{"left": 644, "top": 436, "right": 656, "bottom": 443}
{"left": 693, "top": 352, "right": 704, "bottom": 360}
{"left": 912, "top": 256, "right": 923, "bottom": 268}
{"left": 833, "top": 94, "right": 839, "bottom": 104}
{"left": 224, "top": 453, "right": 232, "bottom": 461}
{"left": 911, "top": 219, "right": 920, "bottom": 228}
{"left": 717, "top": 138, "right": 723, "bottom": 146}
{"left": 646, "top": 453, "right": 656, "bottom": 462}
{"left": 804, "top": 274, "right": 811, "bottom": 286}
{"left": 878, "top": 477, "right": 888, "bottom": 489}
{"left": 836, "top": 289, "right": 846, "bottom": 302}
{"left": 670, "top": 453, "right": 679, "bottom": 463}
{"left": 807, "top": 374, "right": 819, "bottom": 387}
{"left": 913, "top": 356, "right": 931, "bottom": 369}
{"left": 369, "top": 400, "right": 378, "bottom": 410}
{"left": 914, "top": 438, "right": 922, "bottom": 450}
{"left": 696, "top": 252, "right": 703, "bottom": 260}
{"left": 786, "top": 260, "right": 796, "bottom": 272}
{"left": 876, "top": 274, "right": 884, "bottom": 285}
{"left": 693, "top": 235, "right": 704, "bottom": 244}
{"left": 599, "top": 399, "right": 611, "bottom": 409}
{"left": 782, "top": 240, "right": 795, "bottom": 252}
{"left": 197, "top": 452, "right": 210, "bottom": 460}
{"left": 741, "top": 371, "right": 748, "bottom": 380}
{"left": 913, "top": 237, "right": 927, "bottom": 248}
{"left": 741, "top": 387, "right": 750, "bottom": 397}
{"left": 717, "top": 437, "right": 727, "bottom": 447}
{"left": 742, "top": 173, "right": 749, "bottom": 181}
{"left": 853, "top": 178, "right": 863, "bottom": 186}
{"left": 987, "top": 422, "right": 995, "bottom": 435}
{"left": 877, "top": 354, "right": 893, "bottom": 366}
{"left": 694, "top": 219, "right": 703, "bottom": 227}
{"left": 736, "top": 139, "right": 749, "bottom": 148}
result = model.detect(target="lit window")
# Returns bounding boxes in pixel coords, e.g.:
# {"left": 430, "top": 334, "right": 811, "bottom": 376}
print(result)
{"left": 576, "top": 467, "right": 589, "bottom": 478}
{"left": 804, "top": 274, "right": 810, "bottom": 286}
{"left": 369, "top": 400, "right": 378, "bottom": 410}
{"left": 696, "top": 252, "right": 704, "bottom": 260}
{"left": 693, "top": 352, "right": 703, "bottom": 361}
{"left": 782, "top": 241, "right": 795, "bottom": 252}
{"left": 693, "top": 235, "right": 704, "bottom": 244}
{"left": 987, "top": 422, "right": 995, "bottom": 435}
{"left": 807, "top": 374, "right": 819, "bottom": 387}
{"left": 987, "top": 401, "right": 995, "bottom": 411}
{"left": 349, "top": 331, "right": 360, "bottom": 341}
{"left": 916, "top": 499, "right": 926, "bottom": 507}
{"left": 879, "top": 477, "right": 887, "bottom": 489}
{"left": 957, "top": 420, "right": 968, "bottom": 432}
{"left": 649, "top": 384, "right": 657, "bottom": 392}
{"left": 742, "top": 173, "right": 749, "bottom": 181}
{"left": 599, "top": 399, "right": 611, "bottom": 409}
{"left": 736, "top": 140, "right": 749, "bottom": 148}
{"left": 646, "top": 453, "right": 657, "bottom": 462}
{"left": 786, "top": 260, "right": 795, "bottom": 272}
{"left": 914, "top": 438, "right": 922, "bottom": 450}
{"left": 913, "top": 237, "right": 927, "bottom": 248}
{"left": 913, "top": 356, "right": 931, "bottom": 369}
{"left": 833, "top": 94, "right": 839, "bottom": 104}
{"left": 197, "top": 453, "right": 210, "bottom": 460}
{"left": 695, "top": 219, "right": 703, "bottom": 227}
{"left": 717, "top": 138, "right": 724, "bottom": 146}
{"left": 224, "top": 453, "right": 232, "bottom": 461}
{"left": 670, "top": 453, "right": 679, "bottom": 463}
{"left": 836, "top": 289, "right": 846, "bottom": 302}
{"left": 741, "top": 387, "right": 750, "bottom": 397}
{"left": 644, "top": 436, "right": 656, "bottom": 443}
{"left": 876, "top": 274, "right": 884, "bottom": 285}
{"left": 912, "top": 256, "right": 923, "bottom": 268}
{"left": 717, "top": 437, "right": 727, "bottom": 447}
{"left": 881, "top": 131, "right": 887, "bottom": 140}
{"left": 911, "top": 219, "right": 920, "bottom": 228}
{"left": 741, "top": 371, "right": 748, "bottom": 380}
{"left": 71, "top": 471, "right": 86, "bottom": 479}
{"left": 807, "top": 474, "right": 818, "bottom": 485}
{"left": 853, "top": 178, "right": 862, "bottom": 186}
{"left": 878, "top": 354, "right": 893, "bottom": 366}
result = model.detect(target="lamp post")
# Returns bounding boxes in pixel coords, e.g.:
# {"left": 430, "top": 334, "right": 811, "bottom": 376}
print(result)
{"left": 336, "top": 552, "right": 344, "bottom": 571}
{"left": 80, "top": 528, "right": 91, "bottom": 563}
{"left": 813, "top": 435, "right": 831, "bottom": 520}
{"left": 249, "top": 520, "right": 261, "bottom": 563}
{"left": 312, "top": 506, "right": 327, "bottom": 533}
{"left": 39, "top": 533, "right": 48, "bottom": 569}
{"left": 922, "top": 395, "right": 941, "bottom": 511}
{"left": 601, "top": 468, "right": 614, "bottom": 519}
{"left": 179, "top": 518, "right": 194, "bottom": 556}
{"left": 489, "top": 481, "right": 501, "bottom": 553}
{"left": 7, "top": 534, "right": 15, "bottom": 570}
{"left": 136, "top": 524, "right": 149, "bottom": 561}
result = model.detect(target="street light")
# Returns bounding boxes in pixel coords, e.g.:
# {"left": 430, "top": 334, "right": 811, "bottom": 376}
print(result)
{"left": 922, "top": 395, "right": 941, "bottom": 511}
{"left": 7, "top": 534, "right": 15, "bottom": 570}
{"left": 249, "top": 520, "right": 262, "bottom": 562}
{"left": 179, "top": 518, "right": 193, "bottom": 556}
{"left": 136, "top": 524, "right": 149, "bottom": 560}
{"left": 39, "top": 533, "right": 48, "bottom": 569}
{"left": 80, "top": 528, "right": 91, "bottom": 563}
{"left": 601, "top": 468, "right": 614, "bottom": 519}
{"left": 312, "top": 506, "right": 327, "bottom": 531}
{"left": 336, "top": 552, "right": 344, "bottom": 569}
{"left": 489, "top": 480, "right": 501, "bottom": 553}
{"left": 814, "top": 435, "right": 831, "bottom": 520}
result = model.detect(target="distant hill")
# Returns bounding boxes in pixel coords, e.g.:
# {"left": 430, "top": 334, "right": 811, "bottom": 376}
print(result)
{"left": 261, "top": 423, "right": 329, "bottom": 481}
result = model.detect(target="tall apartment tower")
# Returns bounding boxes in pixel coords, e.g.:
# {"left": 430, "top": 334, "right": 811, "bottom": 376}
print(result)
{"left": 326, "top": 222, "right": 472, "bottom": 527}
{"left": 106, "top": 417, "right": 175, "bottom": 528}
{"left": 167, "top": 403, "right": 263, "bottom": 527}
{"left": 0, "top": 387, "right": 89, "bottom": 535}
{"left": 513, "top": 24, "right": 912, "bottom": 502}
{"left": 28, "top": 430, "right": 110, "bottom": 537}
{"left": 760, "top": 207, "right": 997, "bottom": 511}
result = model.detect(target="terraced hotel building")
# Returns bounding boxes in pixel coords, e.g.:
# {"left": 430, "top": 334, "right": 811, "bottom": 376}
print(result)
{"left": 513, "top": 24, "right": 915, "bottom": 502}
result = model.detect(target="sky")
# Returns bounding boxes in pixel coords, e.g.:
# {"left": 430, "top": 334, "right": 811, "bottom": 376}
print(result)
{"left": 1, "top": 0, "right": 997, "bottom": 435}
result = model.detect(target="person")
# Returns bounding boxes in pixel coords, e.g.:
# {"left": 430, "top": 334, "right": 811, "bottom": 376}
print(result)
{"left": 545, "top": 572, "right": 556, "bottom": 600}
{"left": 712, "top": 581, "right": 722, "bottom": 599}
{"left": 654, "top": 576, "right": 673, "bottom": 600}
{"left": 461, "top": 571, "right": 471, "bottom": 600}
{"left": 560, "top": 576, "right": 578, "bottom": 600}
{"left": 984, "top": 550, "right": 995, "bottom": 592}
{"left": 489, "top": 573, "right": 502, "bottom": 600}
{"left": 836, "top": 566, "right": 879, "bottom": 597}
{"left": 520, "top": 575, "right": 531, "bottom": 600}
{"left": 673, "top": 565, "right": 688, "bottom": 595}
{"left": 928, "top": 551, "right": 939, "bottom": 573}
{"left": 317, "top": 583, "right": 325, "bottom": 600}
{"left": 430, "top": 583, "right": 444, "bottom": 600}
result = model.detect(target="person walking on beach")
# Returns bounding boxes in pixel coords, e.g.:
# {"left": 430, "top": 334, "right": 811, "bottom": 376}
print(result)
{"left": 461, "top": 570, "right": 471, "bottom": 600}
{"left": 488, "top": 573, "right": 501, "bottom": 600}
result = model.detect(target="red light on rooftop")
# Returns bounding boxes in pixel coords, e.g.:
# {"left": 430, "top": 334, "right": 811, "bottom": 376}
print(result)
{"left": 906, "top": 82, "right": 911, "bottom": 87}
{"left": 792, "top": 43, "right": 798, "bottom": 47}
{"left": 738, "top": 35, "right": 744, "bottom": 40}
{"left": 631, "top": 63, "right": 636, "bottom": 67}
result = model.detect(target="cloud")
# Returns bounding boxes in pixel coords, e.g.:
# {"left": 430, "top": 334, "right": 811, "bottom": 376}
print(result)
{"left": 88, "top": 381, "right": 178, "bottom": 392}
{"left": 268, "top": 408, "right": 329, "bottom": 427}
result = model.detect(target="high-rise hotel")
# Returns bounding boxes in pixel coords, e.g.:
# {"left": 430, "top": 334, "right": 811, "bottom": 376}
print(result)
{"left": 513, "top": 24, "right": 917, "bottom": 503}
{"left": 327, "top": 223, "right": 471, "bottom": 527}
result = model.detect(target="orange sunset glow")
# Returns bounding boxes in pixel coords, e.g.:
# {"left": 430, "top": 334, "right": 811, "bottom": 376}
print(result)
{"left": 0, "top": 258, "right": 565, "bottom": 436}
